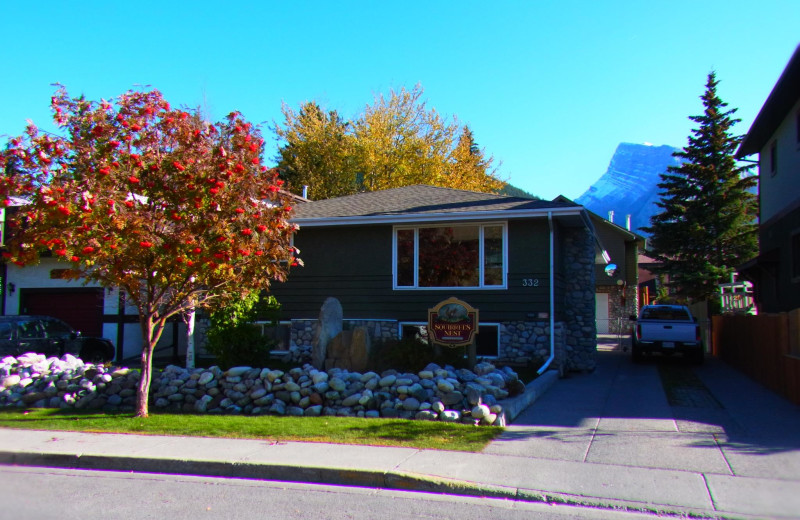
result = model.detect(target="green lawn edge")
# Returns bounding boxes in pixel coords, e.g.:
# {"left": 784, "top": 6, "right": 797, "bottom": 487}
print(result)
{"left": 0, "top": 408, "right": 503, "bottom": 452}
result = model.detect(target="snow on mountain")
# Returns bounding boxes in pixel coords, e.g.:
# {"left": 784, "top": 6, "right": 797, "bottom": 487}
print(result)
{"left": 575, "top": 142, "right": 682, "bottom": 236}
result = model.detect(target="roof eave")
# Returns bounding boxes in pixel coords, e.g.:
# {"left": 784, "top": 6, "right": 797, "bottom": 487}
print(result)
{"left": 737, "top": 44, "right": 800, "bottom": 158}
{"left": 292, "top": 206, "right": 586, "bottom": 227}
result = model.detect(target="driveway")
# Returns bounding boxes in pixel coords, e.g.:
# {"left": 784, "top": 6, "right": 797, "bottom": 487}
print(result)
{"left": 487, "top": 336, "right": 800, "bottom": 483}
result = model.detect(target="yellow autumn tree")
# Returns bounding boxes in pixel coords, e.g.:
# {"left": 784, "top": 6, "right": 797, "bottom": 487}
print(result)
{"left": 274, "top": 85, "right": 505, "bottom": 198}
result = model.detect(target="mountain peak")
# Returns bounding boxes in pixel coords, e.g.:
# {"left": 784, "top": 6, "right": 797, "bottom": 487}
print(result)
{"left": 575, "top": 142, "right": 682, "bottom": 235}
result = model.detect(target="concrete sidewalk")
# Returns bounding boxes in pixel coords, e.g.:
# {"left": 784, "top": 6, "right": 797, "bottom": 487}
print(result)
{"left": 1, "top": 345, "right": 799, "bottom": 519}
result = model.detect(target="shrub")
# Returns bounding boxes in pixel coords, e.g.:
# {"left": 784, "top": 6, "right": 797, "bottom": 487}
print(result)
{"left": 205, "top": 293, "right": 282, "bottom": 369}
{"left": 368, "top": 337, "right": 470, "bottom": 373}
{"left": 205, "top": 323, "right": 275, "bottom": 369}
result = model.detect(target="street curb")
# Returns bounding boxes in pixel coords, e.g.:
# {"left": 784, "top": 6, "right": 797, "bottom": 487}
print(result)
{"left": 1, "top": 451, "right": 740, "bottom": 519}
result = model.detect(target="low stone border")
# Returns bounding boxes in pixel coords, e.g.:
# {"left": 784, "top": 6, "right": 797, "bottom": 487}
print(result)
{"left": 0, "top": 353, "right": 535, "bottom": 426}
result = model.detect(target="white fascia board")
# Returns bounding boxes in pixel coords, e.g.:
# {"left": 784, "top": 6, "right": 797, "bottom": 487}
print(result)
{"left": 292, "top": 206, "right": 585, "bottom": 227}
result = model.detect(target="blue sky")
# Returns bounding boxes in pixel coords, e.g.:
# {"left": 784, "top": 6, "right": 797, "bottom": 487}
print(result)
{"left": 1, "top": 1, "right": 798, "bottom": 200}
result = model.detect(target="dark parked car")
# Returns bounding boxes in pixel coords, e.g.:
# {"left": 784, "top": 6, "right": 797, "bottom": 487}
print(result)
{"left": 0, "top": 315, "right": 115, "bottom": 363}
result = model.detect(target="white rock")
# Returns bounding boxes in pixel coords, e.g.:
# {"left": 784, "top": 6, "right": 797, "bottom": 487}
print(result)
{"left": 437, "top": 379, "right": 454, "bottom": 392}
{"left": 471, "top": 404, "right": 491, "bottom": 419}
{"left": 440, "top": 410, "right": 460, "bottom": 422}
{"left": 198, "top": 372, "right": 215, "bottom": 385}
{"left": 266, "top": 370, "right": 284, "bottom": 382}
{"left": 225, "top": 366, "right": 252, "bottom": 377}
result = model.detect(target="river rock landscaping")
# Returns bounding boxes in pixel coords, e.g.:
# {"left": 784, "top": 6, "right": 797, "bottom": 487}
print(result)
{"left": 0, "top": 353, "right": 527, "bottom": 426}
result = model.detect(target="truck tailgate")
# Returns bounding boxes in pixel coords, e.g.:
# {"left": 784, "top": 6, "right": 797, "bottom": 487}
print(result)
{"left": 639, "top": 321, "right": 697, "bottom": 342}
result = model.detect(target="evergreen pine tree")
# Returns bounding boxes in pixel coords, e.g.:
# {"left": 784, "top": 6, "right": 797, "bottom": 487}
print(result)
{"left": 643, "top": 72, "right": 758, "bottom": 302}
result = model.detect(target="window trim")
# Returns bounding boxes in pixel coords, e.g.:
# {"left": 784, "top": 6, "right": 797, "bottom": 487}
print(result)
{"left": 399, "top": 321, "right": 501, "bottom": 358}
{"left": 392, "top": 222, "right": 508, "bottom": 290}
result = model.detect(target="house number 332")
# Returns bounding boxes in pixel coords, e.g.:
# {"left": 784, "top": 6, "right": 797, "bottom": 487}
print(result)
{"left": 522, "top": 278, "right": 539, "bottom": 287}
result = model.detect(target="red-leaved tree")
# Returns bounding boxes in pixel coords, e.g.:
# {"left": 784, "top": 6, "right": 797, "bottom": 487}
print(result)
{"left": 0, "top": 88, "right": 300, "bottom": 417}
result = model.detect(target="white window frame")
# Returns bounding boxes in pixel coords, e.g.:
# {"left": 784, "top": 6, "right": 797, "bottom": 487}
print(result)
{"left": 392, "top": 222, "right": 508, "bottom": 290}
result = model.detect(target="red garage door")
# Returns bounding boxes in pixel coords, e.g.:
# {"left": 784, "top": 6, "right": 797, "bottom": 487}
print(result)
{"left": 20, "top": 289, "right": 105, "bottom": 337}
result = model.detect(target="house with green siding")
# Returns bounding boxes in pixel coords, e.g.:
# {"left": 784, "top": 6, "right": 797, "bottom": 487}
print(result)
{"left": 269, "top": 185, "right": 603, "bottom": 373}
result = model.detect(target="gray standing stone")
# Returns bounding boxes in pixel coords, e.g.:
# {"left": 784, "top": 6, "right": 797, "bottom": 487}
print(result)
{"left": 313, "top": 297, "right": 343, "bottom": 370}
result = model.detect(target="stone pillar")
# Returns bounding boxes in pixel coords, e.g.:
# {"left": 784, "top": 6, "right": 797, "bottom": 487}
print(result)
{"left": 562, "top": 227, "right": 597, "bottom": 372}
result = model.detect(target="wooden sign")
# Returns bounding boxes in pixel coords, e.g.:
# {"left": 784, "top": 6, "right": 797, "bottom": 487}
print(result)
{"left": 427, "top": 297, "right": 479, "bottom": 348}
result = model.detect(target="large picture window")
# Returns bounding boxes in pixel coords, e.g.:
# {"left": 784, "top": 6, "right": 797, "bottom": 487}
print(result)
{"left": 394, "top": 223, "right": 506, "bottom": 289}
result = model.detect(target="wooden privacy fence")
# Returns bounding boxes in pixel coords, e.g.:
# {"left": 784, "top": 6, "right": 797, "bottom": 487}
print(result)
{"left": 712, "top": 310, "right": 800, "bottom": 405}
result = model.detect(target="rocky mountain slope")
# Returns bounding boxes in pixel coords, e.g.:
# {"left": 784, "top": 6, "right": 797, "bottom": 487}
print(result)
{"left": 575, "top": 142, "right": 682, "bottom": 236}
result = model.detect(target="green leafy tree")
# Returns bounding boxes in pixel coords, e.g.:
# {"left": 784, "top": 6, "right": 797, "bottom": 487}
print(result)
{"left": 643, "top": 72, "right": 758, "bottom": 302}
{"left": 274, "top": 102, "right": 356, "bottom": 200}
{"left": 274, "top": 85, "right": 505, "bottom": 198}
{"left": 0, "top": 88, "right": 300, "bottom": 417}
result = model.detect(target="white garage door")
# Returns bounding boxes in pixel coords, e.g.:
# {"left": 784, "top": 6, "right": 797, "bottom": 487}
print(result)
{"left": 596, "top": 293, "right": 609, "bottom": 334}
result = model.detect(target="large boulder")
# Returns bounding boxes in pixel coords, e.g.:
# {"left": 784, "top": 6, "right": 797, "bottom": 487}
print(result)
{"left": 312, "top": 297, "right": 343, "bottom": 370}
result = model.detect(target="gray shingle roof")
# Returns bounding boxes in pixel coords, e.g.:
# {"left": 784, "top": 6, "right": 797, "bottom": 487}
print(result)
{"left": 293, "top": 185, "right": 578, "bottom": 220}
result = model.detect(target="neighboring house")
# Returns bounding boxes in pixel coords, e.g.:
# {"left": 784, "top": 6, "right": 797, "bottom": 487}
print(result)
{"left": 554, "top": 197, "right": 644, "bottom": 334}
{"left": 0, "top": 191, "right": 308, "bottom": 364}
{"left": 268, "top": 184, "right": 606, "bottom": 372}
{"left": 588, "top": 213, "right": 644, "bottom": 333}
{"left": 2, "top": 257, "right": 187, "bottom": 363}
{"left": 737, "top": 44, "right": 800, "bottom": 313}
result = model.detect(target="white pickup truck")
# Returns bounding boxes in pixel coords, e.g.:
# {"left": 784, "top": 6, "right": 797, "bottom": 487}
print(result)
{"left": 629, "top": 305, "right": 704, "bottom": 364}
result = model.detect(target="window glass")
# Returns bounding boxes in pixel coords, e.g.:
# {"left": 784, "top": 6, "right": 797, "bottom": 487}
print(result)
{"left": 18, "top": 320, "right": 44, "bottom": 338}
{"left": 641, "top": 307, "right": 690, "bottom": 321}
{"left": 418, "top": 226, "right": 479, "bottom": 287}
{"left": 0, "top": 322, "right": 12, "bottom": 340}
{"left": 483, "top": 226, "right": 504, "bottom": 286}
{"left": 791, "top": 233, "right": 800, "bottom": 279}
{"left": 395, "top": 224, "right": 505, "bottom": 288}
{"left": 476, "top": 324, "right": 499, "bottom": 357}
{"left": 396, "top": 229, "right": 415, "bottom": 287}
{"left": 42, "top": 319, "right": 74, "bottom": 338}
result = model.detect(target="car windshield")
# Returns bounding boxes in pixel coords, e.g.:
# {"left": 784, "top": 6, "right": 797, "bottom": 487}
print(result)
{"left": 641, "top": 307, "right": 690, "bottom": 321}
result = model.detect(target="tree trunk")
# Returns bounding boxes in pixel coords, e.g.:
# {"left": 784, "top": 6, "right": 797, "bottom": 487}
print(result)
{"left": 135, "top": 339, "right": 155, "bottom": 418}
{"left": 185, "top": 307, "right": 195, "bottom": 370}
{"left": 134, "top": 314, "right": 166, "bottom": 418}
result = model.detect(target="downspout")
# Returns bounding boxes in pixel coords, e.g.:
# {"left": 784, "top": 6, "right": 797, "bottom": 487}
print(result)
{"left": 538, "top": 211, "right": 556, "bottom": 375}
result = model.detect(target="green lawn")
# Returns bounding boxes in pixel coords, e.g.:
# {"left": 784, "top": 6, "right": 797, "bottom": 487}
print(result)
{"left": 0, "top": 408, "right": 502, "bottom": 452}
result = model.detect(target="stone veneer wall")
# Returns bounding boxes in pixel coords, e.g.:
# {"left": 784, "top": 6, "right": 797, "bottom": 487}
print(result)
{"left": 291, "top": 319, "right": 399, "bottom": 349}
{"left": 562, "top": 227, "right": 597, "bottom": 372}
{"left": 498, "top": 321, "right": 565, "bottom": 369}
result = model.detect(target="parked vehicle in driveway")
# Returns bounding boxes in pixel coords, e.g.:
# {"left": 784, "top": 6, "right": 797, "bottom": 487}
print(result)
{"left": 629, "top": 305, "right": 704, "bottom": 364}
{"left": 0, "top": 315, "right": 115, "bottom": 363}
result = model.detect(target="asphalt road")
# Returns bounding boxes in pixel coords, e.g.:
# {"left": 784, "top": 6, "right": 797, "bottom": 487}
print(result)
{"left": 0, "top": 466, "right": 662, "bottom": 520}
